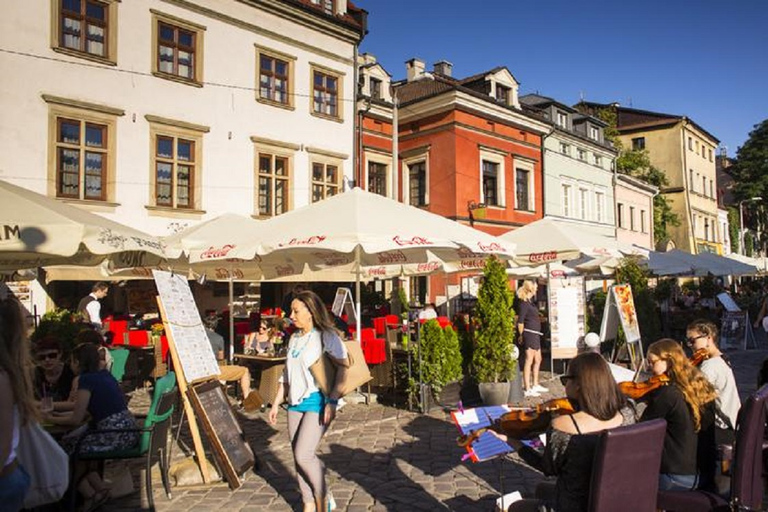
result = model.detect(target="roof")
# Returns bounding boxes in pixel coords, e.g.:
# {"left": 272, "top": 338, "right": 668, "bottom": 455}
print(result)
{"left": 520, "top": 93, "right": 577, "bottom": 113}
{"left": 283, "top": 0, "right": 368, "bottom": 36}
{"left": 617, "top": 173, "right": 659, "bottom": 194}
{"left": 576, "top": 101, "right": 719, "bottom": 143}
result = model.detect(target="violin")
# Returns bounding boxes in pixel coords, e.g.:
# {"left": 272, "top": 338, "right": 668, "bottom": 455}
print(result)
{"left": 690, "top": 348, "right": 710, "bottom": 367}
{"left": 618, "top": 374, "right": 671, "bottom": 399}
{"left": 457, "top": 398, "right": 575, "bottom": 447}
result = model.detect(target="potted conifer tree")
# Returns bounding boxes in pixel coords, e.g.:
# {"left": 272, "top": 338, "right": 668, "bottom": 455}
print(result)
{"left": 471, "top": 256, "right": 517, "bottom": 405}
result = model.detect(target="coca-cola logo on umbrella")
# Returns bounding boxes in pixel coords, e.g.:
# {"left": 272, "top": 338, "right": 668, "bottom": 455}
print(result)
{"left": 200, "top": 244, "right": 235, "bottom": 259}
{"left": 278, "top": 235, "right": 326, "bottom": 247}
{"left": 393, "top": 236, "right": 432, "bottom": 246}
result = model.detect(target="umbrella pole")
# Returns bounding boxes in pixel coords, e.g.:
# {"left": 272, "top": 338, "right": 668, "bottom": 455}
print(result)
{"left": 228, "top": 265, "right": 234, "bottom": 364}
{"left": 355, "top": 246, "right": 362, "bottom": 343}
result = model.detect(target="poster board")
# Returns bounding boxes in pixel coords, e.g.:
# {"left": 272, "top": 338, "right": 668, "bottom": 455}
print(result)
{"left": 720, "top": 311, "right": 748, "bottom": 351}
{"left": 331, "top": 287, "right": 357, "bottom": 326}
{"left": 717, "top": 292, "right": 741, "bottom": 313}
{"left": 548, "top": 275, "right": 585, "bottom": 360}
{"left": 153, "top": 270, "right": 219, "bottom": 383}
{"left": 601, "top": 284, "right": 643, "bottom": 371}
{"left": 188, "top": 380, "right": 255, "bottom": 489}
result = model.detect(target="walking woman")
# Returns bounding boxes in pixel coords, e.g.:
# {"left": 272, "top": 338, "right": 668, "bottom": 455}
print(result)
{"left": 517, "top": 281, "right": 546, "bottom": 397}
{"left": 268, "top": 290, "right": 349, "bottom": 512}
{"left": 640, "top": 339, "right": 717, "bottom": 491}
{"left": 0, "top": 287, "right": 36, "bottom": 511}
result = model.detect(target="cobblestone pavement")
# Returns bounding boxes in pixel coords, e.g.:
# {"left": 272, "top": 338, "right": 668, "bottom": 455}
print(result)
{"left": 107, "top": 344, "right": 768, "bottom": 511}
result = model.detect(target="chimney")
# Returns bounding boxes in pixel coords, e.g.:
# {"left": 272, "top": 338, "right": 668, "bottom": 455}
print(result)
{"left": 433, "top": 60, "right": 453, "bottom": 77}
{"left": 405, "top": 58, "right": 425, "bottom": 82}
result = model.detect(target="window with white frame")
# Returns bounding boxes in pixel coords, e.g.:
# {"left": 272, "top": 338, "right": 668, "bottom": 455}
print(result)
{"left": 617, "top": 203, "right": 625, "bottom": 228}
{"left": 577, "top": 148, "right": 586, "bottom": 161}
{"left": 641, "top": 210, "right": 647, "bottom": 233}
{"left": 589, "top": 125, "right": 599, "bottom": 141}
{"left": 560, "top": 142, "right": 570, "bottom": 155}
{"left": 408, "top": 161, "right": 427, "bottom": 206}
{"left": 482, "top": 160, "right": 500, "bottom": 206}
{"left": 593, "top": 154, "right": 602, "bottom": 167}
{"left": 595, "top": 191, "right": 605, "bottom": 222}
{"left": 367, "top": 161, "right": 387, "bottom": 197}
{"left": 579, "top": 188, "right": 588, "bottom": 220}
{"left": 556, "top": 111, "right": 568, "bottom": 129}
{"left": 562, "top": 184, "right": 572, "bottom": 217}
{"left": 629, "top": 206, "right": 636, "bottom": 231}
{"left": 515, "top": 167, "right": 532, "bottom": 211}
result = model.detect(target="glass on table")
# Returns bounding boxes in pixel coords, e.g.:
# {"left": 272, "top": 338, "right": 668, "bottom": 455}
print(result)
{"left": 40, "top": 396, "right": 54, "bottom": 413}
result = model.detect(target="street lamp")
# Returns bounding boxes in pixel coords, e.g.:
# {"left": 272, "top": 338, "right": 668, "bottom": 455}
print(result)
{"left": 739, "top": 196, "right": 763, "bottom": 255}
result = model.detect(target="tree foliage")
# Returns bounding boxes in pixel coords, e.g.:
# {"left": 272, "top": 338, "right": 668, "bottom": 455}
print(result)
{"left": 594, "top": 108, "right": 680, "bottom": 245}
{"left": 731, "top": 119, "right": 768, "bottom": 254}
{"left": 728, "top": 207, "right": 740, "bottom": 254}
{"left": 471, "top": 256, "right": 515, "bottom": 383}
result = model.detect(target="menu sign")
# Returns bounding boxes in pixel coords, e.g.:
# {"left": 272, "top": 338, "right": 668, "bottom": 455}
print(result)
{"left": 153, "top": 270, "right": 219, "bottom": 383}
{"left": 548, "top": 275, "right": 585, "bottom": 360}
{"left": 610, "top": 284, "right": 641, "bottom": 344}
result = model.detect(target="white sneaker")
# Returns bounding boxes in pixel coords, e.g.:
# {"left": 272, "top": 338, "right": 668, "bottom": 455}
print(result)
{"left": 532, "top": 384, "right": 549, "bottom": 393}
{"left": 524, "top": 389, "right": 540, "bottom": 398}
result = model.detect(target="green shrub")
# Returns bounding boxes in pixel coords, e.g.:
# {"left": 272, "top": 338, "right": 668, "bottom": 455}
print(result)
{"left": 30, "top": 309, "right": 85, "bottom": 354}
{"left": 420, "top": 320, "right": 462, "bottom": 395}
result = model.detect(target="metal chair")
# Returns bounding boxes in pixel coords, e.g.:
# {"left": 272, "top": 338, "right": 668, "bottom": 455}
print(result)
{"left": 656, "top": 384, "right": 768, "bottom": 511}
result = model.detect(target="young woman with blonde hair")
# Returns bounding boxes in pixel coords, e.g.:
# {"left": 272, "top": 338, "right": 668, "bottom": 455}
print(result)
{"left": 0, "top": 288, "right": 37, "bottom": 510}
{"left": 517, "top": 280, "right": 545, "bottom": 397}
{"left": 640, "top": 339, "right": 718, "bottom": 491}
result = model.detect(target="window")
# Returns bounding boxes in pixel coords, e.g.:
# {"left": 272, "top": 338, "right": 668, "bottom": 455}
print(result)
{"left": 482, "top": 160, "right": 499, "bottom": 206}
{"left": 577, "top": 148, "right": 586, "bottom": 161}
{"left": 58, "top": 0, "right": 110, "bottom": 58}
{"left": 709, "top": 179, "right": 713, "bottom": 199}
{"left": 311, "top": 66, "right": 343, "bottom": 119}
{"left": 579, "top": 188, "right": 588, "bottom": 220}
{"left": 370, "top": 77, "right": 382, "bottom": 100}
{"left": 617, "top": 203, "right": 625, "bottom": 228}
{"left": 688, "top": 137, "right": 693, "bottom": 150}
{"left": 408, "top": 161, "right": 427, "bottom": 206}
{"left": 641, "top": 210, "right": 647, "bottom": 233}
{"left": 410, "top": 276, "right": 427, "bottom": 306}
{"left": 515, "top": 168, "right": 531, "bottom": 211}
{"left": 556, "top": 111, "right": 568, "bottom": 129}
{"left": 695, "top": 140, "right": 700, "bottom": 155}
{"left": 589, "top": 125, "right": 599, "bottom": 141}
{"left": 147, "top": 116, "right": 207, "bottom": 211}
{"left": 259, "top": 53, "right": 290, "bottom": 105}
{"left": 562, "top": 184, "right": 572, "bottom": 217}
{"left": 45, "top": 95, "right": 122, "bottom": 202}
{"left": 702, "top": 176, "right": 707, "bottom": 195}
{"left": 367, "top": 161, "right": 387, "bottom": 196}
{"left": 152, "top": 12, "right": 205, "bottom": 85}
{"left": 560, "top": 142, "right": 570, "bottom": 155}
{"left": 258, "top": 154, "right": 290, "bottom": 217}
{"left": 689, "top": 169, "right": 694, "bottom": 189}
{"left": 629, "top": 206, "right": 636, "bottom": 231}
{"left": 631, "top": 137, "right": 645, "bottom": 150}
{"left": 704, "top": 219, "right": 710, "bottom": 241}
{"left": 311, "top": 162, "right": 340, "bottom": 202}
{"left": 709, "top": 148, "right": 713, "bottom": 162}
{"left": 55, "top": 118, "right": 108, "bottom": 200}
{"left": 495, "top": 84, "right": 510, "bottom": 104}
{"left": 593, "top": 154, "right": 602, "bottom": 167}
{"left": 595, "top": 192, "right": 605, "bottom": 222}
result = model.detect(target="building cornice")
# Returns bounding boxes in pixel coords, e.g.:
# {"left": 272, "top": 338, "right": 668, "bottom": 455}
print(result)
{"left": 42, "top": 94, "right": 125, "bottom": 117}
{"left": 305, "top": 146, "right": 349, "bottom": 159}
{"left": 145, "top": 115, "right": 210, "bottom": 133}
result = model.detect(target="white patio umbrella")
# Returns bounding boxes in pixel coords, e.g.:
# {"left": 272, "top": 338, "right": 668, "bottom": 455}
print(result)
{"left": 695, "top": 252, "right": 758, "bottom": 276}
{"left": 499, "top": 217, "right": 622, "bottom": 266}
{"left": 0, "top": 179, "right": 171, "bottom": 270}
{"left": 188, "top": 188, "right": 517, "bottom": 340}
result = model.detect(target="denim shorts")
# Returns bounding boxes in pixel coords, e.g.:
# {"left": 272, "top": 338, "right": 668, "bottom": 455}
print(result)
{"left": 287, "top": 391, "right": 325, "bottom": 414}
{"left": 0, "top": 462, "right": 31, "bottom": 512}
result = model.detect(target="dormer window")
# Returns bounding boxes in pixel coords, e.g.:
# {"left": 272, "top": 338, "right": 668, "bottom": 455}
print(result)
{"left": 370, "top": 77, "right": 382, "bottom": 100}
{"left": 495, "top": 84, "right": 510, "bottom": 104}
{"left": 589, "top": 125, "right": 599, "bottom": 141}
{"left": 556, "top": 111, "right": 568, "bottom": 129}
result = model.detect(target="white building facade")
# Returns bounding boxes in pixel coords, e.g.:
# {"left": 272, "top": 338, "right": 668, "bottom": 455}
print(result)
{"left": 0, "top": 0, "right": 366, "bottom": 237}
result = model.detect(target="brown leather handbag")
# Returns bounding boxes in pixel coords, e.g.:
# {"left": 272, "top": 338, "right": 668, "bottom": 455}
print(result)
{"left": 310, "top": 331, "right": 372, "bottom": 396}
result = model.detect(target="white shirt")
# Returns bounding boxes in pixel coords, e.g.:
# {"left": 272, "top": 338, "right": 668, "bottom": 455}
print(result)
{"left": 700, "top": 356, "right": 741, "bottom": 430}
{"left": 281, "top": 329, "right": 346, "bottom": 406}
{"left": 419, "top": 308, "right": 437, "bottom": 320}
{"left": 4, "top": 406, "right": 19, "bottom": 468}
{"left": 85, "top": 293, "right": 102, "bottom": 326}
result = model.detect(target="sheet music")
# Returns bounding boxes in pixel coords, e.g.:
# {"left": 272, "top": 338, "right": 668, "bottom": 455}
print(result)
{"left": 607, "top": 362, "right": 637, "bottom": 383}
{"left": 153, "top": 270, "right": 220, "bottom": 382}
{"left": 452, "top": 406, "right": 514, "bottom": 462}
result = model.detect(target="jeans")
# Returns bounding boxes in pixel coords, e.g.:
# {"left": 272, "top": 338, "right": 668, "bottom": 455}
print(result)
{"left": 658, "top": 473, "right": 698, "bottom": 491}
{"left": 0, "top": 462, "right": 31, "bottom": 512}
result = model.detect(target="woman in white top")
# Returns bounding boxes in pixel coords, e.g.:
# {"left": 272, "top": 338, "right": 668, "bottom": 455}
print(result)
{"left": 268, "top": 290, "right": 348, "bottom": 512}
{"left": 0, "top": 288, "right": 37, "bottom": 511}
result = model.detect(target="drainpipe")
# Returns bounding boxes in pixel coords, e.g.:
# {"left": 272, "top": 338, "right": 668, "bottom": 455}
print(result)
{"left": 392, "top": 88, "right": 399, "bottom": 201}
{"left": 352, "top": 44, "right": 359, "bottom": 190}
{"left": 540, "top": 126, "right": 555, "bottom": 219}
{"left": 681, "top": 120, "right": 696, "bottom": 253}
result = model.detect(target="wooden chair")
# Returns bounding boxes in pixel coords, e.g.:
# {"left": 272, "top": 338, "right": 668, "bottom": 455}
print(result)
{"left": 71, "top": 372, "right": 178, "bottom": 511}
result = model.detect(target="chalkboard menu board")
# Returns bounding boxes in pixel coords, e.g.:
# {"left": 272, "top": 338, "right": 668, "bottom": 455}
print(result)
{"left": 188, "top": 381, "right": 255, "bottom": 489}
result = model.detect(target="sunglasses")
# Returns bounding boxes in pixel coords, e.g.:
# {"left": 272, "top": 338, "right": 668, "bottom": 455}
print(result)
{"left": 37, "top": 352, "right": 59, "bottom": 361}
{"left": 685, "top": 334, "right": 706, "bottom": 346}
{"left": 559, "top": 375, "right": 576, "bottom": 386}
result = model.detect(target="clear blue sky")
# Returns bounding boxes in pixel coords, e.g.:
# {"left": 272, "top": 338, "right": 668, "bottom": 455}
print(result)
{"left": 358, "top": 0, "right": 768, "bottom": 156}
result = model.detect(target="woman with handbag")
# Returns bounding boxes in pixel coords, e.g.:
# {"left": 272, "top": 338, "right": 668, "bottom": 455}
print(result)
{"left": 0, "top": 288, "right": 37, "bottom": 511}
{"left": 268, "top": 290, "right": 349, "bottom": 512}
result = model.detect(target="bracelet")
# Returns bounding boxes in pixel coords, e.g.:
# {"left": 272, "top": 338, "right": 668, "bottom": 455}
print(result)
{"left": 327, "top": 398, "right": 339, "bottom": 406}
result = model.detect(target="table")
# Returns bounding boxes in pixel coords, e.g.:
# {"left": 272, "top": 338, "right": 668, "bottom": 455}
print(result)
{"left": 233, "top": 354, "right": 286, "bottom": 405}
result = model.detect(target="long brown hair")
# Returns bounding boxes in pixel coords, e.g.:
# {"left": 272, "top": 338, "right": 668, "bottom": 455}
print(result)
{"left": 647, "top": 338, "right": 717, "bottom": 431}
{"left": 0, "top": 290, "right": 37, "bottom": 425}
{"left": 569, "top": 352, "right": 626, "bottom": 420}
{"left": 293, "top": 290, "right": 341, "bottom": 336}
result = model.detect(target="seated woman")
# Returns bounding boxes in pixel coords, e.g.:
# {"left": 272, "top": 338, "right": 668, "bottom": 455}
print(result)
{"left": 43, "top": 343, "right": 139, "bottom": 510}
{"left": 244, "top": 320, "right": 274, "bottom": 355}
{"left": 639, "top": 339, "right": 717, "bottom": 491}
{"left": 32, "top": 336, "right": 75, "bottom": 408}
{"left": 492, "top": 352, "right": 634, "bottom": 512}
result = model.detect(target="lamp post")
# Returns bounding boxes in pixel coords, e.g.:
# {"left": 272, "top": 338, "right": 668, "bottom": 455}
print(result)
{"left": 739, "top": 196, "right": 763, "bottom": 255}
